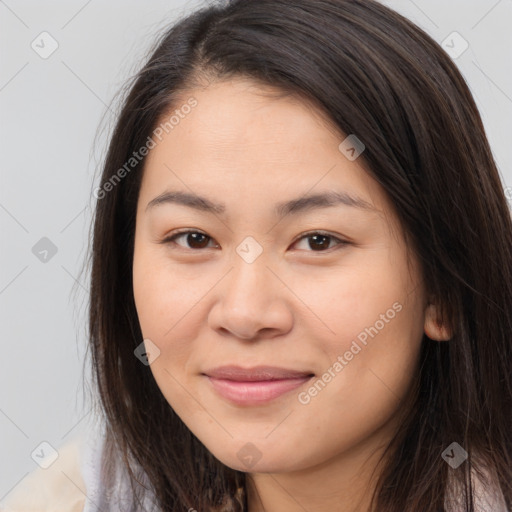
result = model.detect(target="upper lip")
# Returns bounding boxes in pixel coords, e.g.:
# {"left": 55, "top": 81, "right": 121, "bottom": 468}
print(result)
{"left": 203, "top": 365, "right": 314, "bottom": 382}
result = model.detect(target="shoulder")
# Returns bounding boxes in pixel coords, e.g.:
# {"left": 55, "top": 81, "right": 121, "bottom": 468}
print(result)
{"left": 1, "top": 423, "right": 159, "bottom": 512}
{"left": 0, "top": 434, "right": 87, "bottom": 512}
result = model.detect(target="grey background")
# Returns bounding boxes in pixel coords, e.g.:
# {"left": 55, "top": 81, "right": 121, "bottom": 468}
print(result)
{"left": 1, "top": 0, "right": 511, "bottom": 501}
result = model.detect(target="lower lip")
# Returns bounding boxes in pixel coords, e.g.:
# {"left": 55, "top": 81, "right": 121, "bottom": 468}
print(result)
{"left": 206, "top": 375, "right": 313, "bottom": 405}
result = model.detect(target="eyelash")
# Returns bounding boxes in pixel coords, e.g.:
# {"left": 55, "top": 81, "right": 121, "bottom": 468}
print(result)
{"left": 159, "top": 229, "right": 349, "bottom": 253}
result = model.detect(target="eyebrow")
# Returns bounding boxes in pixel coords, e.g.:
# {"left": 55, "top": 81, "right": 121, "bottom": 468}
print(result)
{"left": 145, "top": 189, "right": 377, "bottom": 218}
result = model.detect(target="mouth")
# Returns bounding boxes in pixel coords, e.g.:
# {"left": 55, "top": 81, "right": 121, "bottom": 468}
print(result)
{"left": 202, "top": 365, "right": 315, "bottom": 406}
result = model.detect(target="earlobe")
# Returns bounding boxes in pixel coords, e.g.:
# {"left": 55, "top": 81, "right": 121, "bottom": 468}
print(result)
{"left": 424, "top": 303, "right": 452, "bottom": 341}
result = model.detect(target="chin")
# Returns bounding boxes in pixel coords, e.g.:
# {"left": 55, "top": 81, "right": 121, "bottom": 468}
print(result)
{"left": 206, "top": 441, "right": 306, "bottom": 474}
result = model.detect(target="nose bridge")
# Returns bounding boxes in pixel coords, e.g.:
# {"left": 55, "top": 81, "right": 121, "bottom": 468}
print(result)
{"left": 227, "top": 237, "right": 272, "bottom": 304}
{"left": 208, "top": 237, "right": 291, "bottom": 339}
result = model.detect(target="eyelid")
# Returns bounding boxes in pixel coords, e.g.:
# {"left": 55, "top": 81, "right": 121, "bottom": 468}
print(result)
{"left": 160, "top": 228, "right": 350, "bottom": 252}
{"left": 160, "top": 229, "right": 218, "bottom": 249}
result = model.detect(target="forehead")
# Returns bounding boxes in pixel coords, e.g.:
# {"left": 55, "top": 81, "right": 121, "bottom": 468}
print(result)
{"left": 139, "top": 78, "right": 393, "bottom": 222}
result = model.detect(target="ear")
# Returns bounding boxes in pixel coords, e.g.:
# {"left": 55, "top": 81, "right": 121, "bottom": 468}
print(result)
{"left": 424, "top": 302, "right": 452, "bottom": 341}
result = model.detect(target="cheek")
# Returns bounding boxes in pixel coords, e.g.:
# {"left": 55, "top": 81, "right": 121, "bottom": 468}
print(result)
{"left": 305, "top": 255, "right": 424, "bottom": 399}
{"left": 132, "top": 246, "right": 198, "bottom": 367}
{"left": 292, "top": 294, "right": 423, "bottom": 470}
{"left": 132, "top": 255, "right": 203, "bottom": 420}
{"left": 300, "top": 256, "right": 414, "bottom": 348}
{"left": 319, "top": 290, "right": 423, "bottom": 418}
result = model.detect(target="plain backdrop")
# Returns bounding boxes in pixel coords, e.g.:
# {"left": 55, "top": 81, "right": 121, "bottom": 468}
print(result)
{"left": 1, "top": 0, "right": 511, "bottom": 501}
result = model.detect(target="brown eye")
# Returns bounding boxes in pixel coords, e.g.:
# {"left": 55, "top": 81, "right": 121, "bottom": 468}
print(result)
{"left": 306, "top": 234, "right": 332, "bottom": 251}
{"left": 162, "top": 230, "right": 216, "bottom": 250}
{"left": 161, "top": 229, "right": 348, "bottom": 253}
{"left": 292, "top": 232, "right": 348, "bottom": 252}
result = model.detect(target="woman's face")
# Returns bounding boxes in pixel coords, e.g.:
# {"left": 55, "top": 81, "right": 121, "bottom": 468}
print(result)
{"left": 132, "top": 77, "right": 430, "bottom": 474}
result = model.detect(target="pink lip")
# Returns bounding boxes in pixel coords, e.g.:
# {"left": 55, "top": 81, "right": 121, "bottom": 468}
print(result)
{"left": 203, "top": 365, "right": 314, "bottom": 405}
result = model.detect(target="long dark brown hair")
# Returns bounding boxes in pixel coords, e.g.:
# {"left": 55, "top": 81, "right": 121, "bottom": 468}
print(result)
{"left": 85, "top": 0, "right": 512, "bottom": 510}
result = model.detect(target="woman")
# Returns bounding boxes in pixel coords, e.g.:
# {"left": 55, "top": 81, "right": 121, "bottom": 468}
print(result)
{"left": 3, "top": 0, "right": 511, "bottom": 510}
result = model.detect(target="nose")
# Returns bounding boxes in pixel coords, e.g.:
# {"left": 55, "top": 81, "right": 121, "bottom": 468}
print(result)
{"left": 208, "top": 254, "right": 293, "bottom": 341}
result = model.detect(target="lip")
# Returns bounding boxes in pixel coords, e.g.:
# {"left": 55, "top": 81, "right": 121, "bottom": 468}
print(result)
{"left": 203, "top": 365, "right": 314, "bottom": 405}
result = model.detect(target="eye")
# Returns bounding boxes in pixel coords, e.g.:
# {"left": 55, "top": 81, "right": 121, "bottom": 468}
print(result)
{"left": 160, "top": 229, "right": 349, "bottom": 252}
{"left": 161, "top": 230, "right": 218, "bottom": 250}
{"left": 291, "top": 231, "right": 348, "bottom": 252}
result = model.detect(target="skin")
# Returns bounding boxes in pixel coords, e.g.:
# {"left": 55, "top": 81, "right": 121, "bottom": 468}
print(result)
{"left": 132, "top": 77, "right": 451, "bottom": 512}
